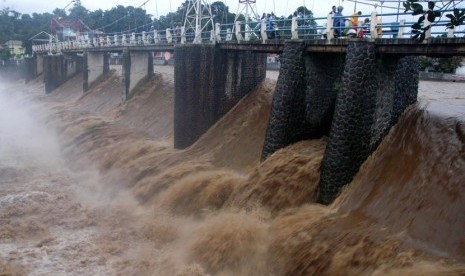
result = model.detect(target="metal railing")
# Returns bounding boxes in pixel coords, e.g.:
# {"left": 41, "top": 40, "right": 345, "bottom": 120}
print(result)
{"left": 32, "top": 9, "right": 465, "bottom": 54}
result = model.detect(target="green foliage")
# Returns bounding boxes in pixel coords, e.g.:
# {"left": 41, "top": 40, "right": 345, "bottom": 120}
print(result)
{"left": 1, "top": 7, "right": 54, "bottom": 54}
{"left": 211, "top": 1, "right": 236, "bottom": 25}
{"left": 291, "top": 6, "right": 314, "bottom": 18}
{"left": 78, "top": 5, "right": 154, "bottom": 33}
{"left": 419, "top": 56, "right": 463, "bottom": 73}
{"left": 0, "top": 47, "right": 11, "bottom": 61}
{"left": 68, "top": 1, "right": 89, "bottom": 21}
{"left": 404, "top": 1, "right": 465, "bottom": 42}
{"left": 0, "top": 3, "right": 156, "bottom": 53}
{"left": 446, "top": 8, "right": 465, "bottom": 29}
{"left": 53, "top": 8, "right": 67, "bottom": 18}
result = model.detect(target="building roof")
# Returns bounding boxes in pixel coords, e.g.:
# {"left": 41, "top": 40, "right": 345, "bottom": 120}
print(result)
{"left": 4, "top": 40, "right": 23, "bottom": 46}
{"left": 30, "top": 31, "right": 53, "bottom": 42}
{"left": 50, "top": 18, "right": 92, "bottom": 34}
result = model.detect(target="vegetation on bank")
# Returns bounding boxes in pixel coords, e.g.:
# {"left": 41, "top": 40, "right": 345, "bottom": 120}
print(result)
{"left": 420, "top": 56, "right": 463, "bottom": 73}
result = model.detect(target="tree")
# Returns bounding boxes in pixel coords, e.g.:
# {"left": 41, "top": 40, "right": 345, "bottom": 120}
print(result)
{"left": 420, "top": 56, "right": 463, "bottom": 73}
{"left": 291, "top": 6, "right": 313, "bottom": 18}
{"left": 285, "top": 6, "right": 317, "bottom": 37}
{"left": 52, "top": 8, "right": 67, "bottom": 18}
{"left": 211, "top": 1, "right": 235, "bottom": 25}
{"left": 0, "top": 47, "right": 11, "bottom": 61}
{"left": 152, "top": 0, "right": 237, "bottom": 34}
{"left": 85, "top": 9, "right": 103, "bottom": 29}
{"left": 0, "top": 8, "right": 14, "bottom": 43}
{"left": 292, "top": 6, "right": 316, "bottom": 25}
{"left": 404, "top": 0, "right": 465, "bottom": 41}
{"left": 69, "top": 1, "right": 89, "bottom": 21}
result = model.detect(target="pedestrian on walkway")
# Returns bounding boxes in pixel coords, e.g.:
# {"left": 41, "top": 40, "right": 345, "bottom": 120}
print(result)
{"left": 330, "top": 5, "right": 337, "bottom": 15}
{"left": 333, "top": 6, "right": 345, "bottom": 38}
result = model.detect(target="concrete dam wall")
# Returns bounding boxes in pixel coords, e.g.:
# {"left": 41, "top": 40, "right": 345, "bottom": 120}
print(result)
{"left": 25, "top": 42, "right": 419, "bottom": 205}
{"left": 262, "top": 41, "right": 420, "bottom": 204}
{"left": 174, "top": 44, "right": 267, "bottom": 149}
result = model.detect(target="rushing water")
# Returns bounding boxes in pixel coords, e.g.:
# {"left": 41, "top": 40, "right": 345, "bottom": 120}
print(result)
{"left": 0, "top": 70, "right": 464, "bottom": 275}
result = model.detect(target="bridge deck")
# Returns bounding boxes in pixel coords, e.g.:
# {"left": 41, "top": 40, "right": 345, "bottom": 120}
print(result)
{"left": 217, "top": 38, "right": 465, "bottom": 56}
{"left": 54, "top": 38, "right": 465, "bottom": 56}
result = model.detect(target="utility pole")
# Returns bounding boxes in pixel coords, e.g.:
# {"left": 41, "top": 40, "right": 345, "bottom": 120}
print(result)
{"left": 234, "top": 0, "right": 261, "bottom": 41}
{"left": 63, "top": 0, "right": 75, "bottom": 11}
{"left": 183, "top": 0, "right": 214, "bottom": 43}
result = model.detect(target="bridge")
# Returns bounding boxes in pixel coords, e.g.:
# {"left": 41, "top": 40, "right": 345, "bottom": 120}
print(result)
{"left": 19, "top": 1, "right": 465, "bottom": 205}
{"left": 31, "top": 9, "right": 465, "bottom": 55}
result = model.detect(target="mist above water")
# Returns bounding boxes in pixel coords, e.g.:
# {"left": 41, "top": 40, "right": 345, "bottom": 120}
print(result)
{"left": 0, "top": 82, "right": 154, "bottom": 275}
{"left": 0, "top": 86, "right": 62, "bottom": 168}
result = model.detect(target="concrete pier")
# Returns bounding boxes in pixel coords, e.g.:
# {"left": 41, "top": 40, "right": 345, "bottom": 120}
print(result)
{"left": 122, "top": 49, "right": 154, "bottom": 100}
{"left": 174, "top": 44, "right": 267, "bottom": 149}
{"left": 43, "top": 54, "right": 83, "bottom": 94}
{"left": 83, "top": 51, "right": 109, "bottom": 92}
{"left": 261, "top": 41, "right": 420, "bottom": 204}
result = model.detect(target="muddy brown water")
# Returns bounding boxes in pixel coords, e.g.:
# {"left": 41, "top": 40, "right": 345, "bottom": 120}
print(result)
{"left": 1, "top": 67, "right": 464, "bottom": 275}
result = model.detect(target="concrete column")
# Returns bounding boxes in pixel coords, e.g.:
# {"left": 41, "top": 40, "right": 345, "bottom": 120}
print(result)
{"left": 24, "top": 56, "right": 37, "bottom": 83}
{"left": 83, "top": 52, "right": 89, "bottom": 92}
{"left": 174, "top": 44, "right": 266, "bottom": 149}
{"left": 83, "top": 51, "right": 109, "bottom": 92}
{"left": 223, "top": 50, "right": 267, "bottom": 112}
{"left": 261, "top": 42, "right": 307, "bottom": 160}
{"left": 261, "top": 42, "right": 346, "bottom": 161}
{"left": 122, "top": 50, "right": 152, "bottom": 100}
{"left": 319, "top": 42, "right": 379, "bottom": 204}
{"left": 318, "top": 42, "right": 420, "bottom": 204}
{"left": 64, "top": 53, "right": 83, "bottom": 79}
{"left": 122, "top": 48, "right": 130, "bottom": 100}
{"left": 148, "top": 52, "right": 154, "bottom": 78}
{"left": 43, "top": 55, "right": 66, "bottom": 94}
{"left": 36, "top": 55, "right": 44, "bottom": 76}
{"left": 391, "top": 56, "right": 420, "bottom": 125}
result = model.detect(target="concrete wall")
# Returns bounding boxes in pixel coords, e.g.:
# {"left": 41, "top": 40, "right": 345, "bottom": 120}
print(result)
{"left": 36, "top": 55, "right": 43, "bottom": 76}
{"left": 122, "top": 50, "right": 153, "bottom": 100}
{"left": 65, "top": 55, "right": 80, "bottom": 78}
{"left": 23, "top": 55, "right": 47, "bottom": 83}
{"left": 84, "top": 51, "right": 109, "bottom": 92}
{"left": 43, "top": 54, "right": 83, "bottom": 94}
{"left": 261, "top": 41, "right": 420, "bottom": 205}
{"left": 174, "top": 44, "right": 266, "bottom": 149}
{"left": 43, "top": 55, "right": 66, "bottom": 94}
{"left": 21, "top": 54, "right": 75, "bottom": 83}
{"left": 0, "top": 60, "right": 26, "bottom": 80}
{"left": 23, "top": 57, "right": 37, "bottom": 83}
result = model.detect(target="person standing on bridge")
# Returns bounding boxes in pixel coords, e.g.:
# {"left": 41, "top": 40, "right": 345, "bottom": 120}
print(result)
{"left": 330, "top": 5, "right": 337, "bottom": 15}
{"left": 333, "top": 6, "right": 345, "bottom": 38}
{"left": 350, "top": 11, "right": 362, "bottom": 30}
{"left": 266, "top": 13, "right": 275, "bottom": 39}
{"left": 361, "top": 18, "right": 370, "bottom": 38}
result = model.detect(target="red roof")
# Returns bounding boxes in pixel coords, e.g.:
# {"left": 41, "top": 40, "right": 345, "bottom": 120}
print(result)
{"left": 50, "top": 18, "right": 85, "bottom": 34}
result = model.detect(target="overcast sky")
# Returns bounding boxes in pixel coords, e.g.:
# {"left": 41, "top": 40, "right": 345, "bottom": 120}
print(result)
{"left": 4, "top": 0, "right": 463, "bottom": 32}
{"left": 2, "top": 0, "right": 396, "bottom": 19}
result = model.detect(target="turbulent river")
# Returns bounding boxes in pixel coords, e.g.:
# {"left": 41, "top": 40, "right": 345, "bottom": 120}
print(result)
{"left": 0, "top": 67, "right": 464, "bottom": 275}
